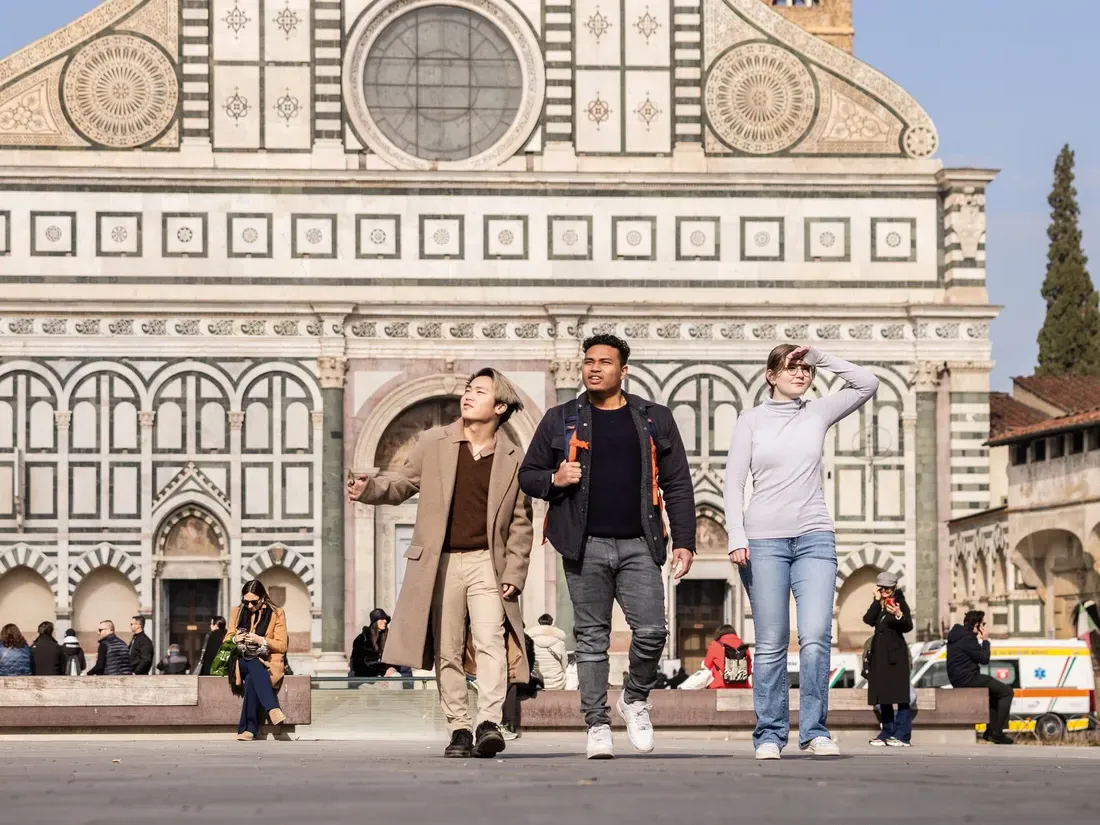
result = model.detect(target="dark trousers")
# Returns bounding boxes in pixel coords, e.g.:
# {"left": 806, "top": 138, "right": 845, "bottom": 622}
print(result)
{"left": 502, "top": 683, "right": 522, "bottom": 730}
{"left": 238, "top": 657, "right": 280, "bottom": 735}
{"left": 877, "top": 703, "right": 913, "bottom": 743}
{"left": 965, "top": 674, "right": 1014, "bottom": 736}
{"left": 564, "top": 536, "right": 667, "bottom": 728}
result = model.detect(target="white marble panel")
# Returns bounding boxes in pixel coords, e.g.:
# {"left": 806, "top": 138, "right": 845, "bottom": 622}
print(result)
{"left": 575, "top": 0, "right": 621, "bottom": 66}
{"left": 292, "top": 215, "right": 336, "bottom": 259}
{"left": 264, "top": 0, "right": 311, "bottom": 62}
{"left": 575, "top": 70, "right": 621, "bottom": 153}
{"left": 97, "top": 213, "right": 141, "bottom": 256}
{"left": 806, "top": 218, "right": 849, "bottom": 261}
{"left": 356, "top": 216, "right": 400, "bottom": 258}
{"left": 71, "top": 466, "right": 97, "bottom": 515}
{"left": 213, "top": 65, "right": 261, "bottom": 150}
{"left": 876, "top": 468, "right": 902, "bottom": 518}
{"left": 485, "top": 217, "right": 527, "bottom": 259}
{"left": 1017, "top": 604, "right": 1042, "bottom": 634}
{"left": 156, "top": 402, "right": 183, "bottom": 450}
{"left": 420, "top": 217, "right": 463, "bottom": 259}
{"left": 0, "top": 401, "right": 11, "bottom": 449}
{"left": 677, "top": 217, "right": 719, "bottom": 260}
{"left": 228, "top": 214, "right": 272, "bottom": 257}
{"left": 28, "top": 466, "right": 54, "bottom": 515}
{"left": 872, "top": 218, "right": 916, "bottom": 261}
{"left": 201, "top": 466, "right": 229, "bottom": 497}
{"left": 28, "top": 401, "right": 54, "bottom": 449}
{"left": 624, "top": 70, "right": 670, "bottom": 153}
{"left": 0, "top": 466, "right": 11, "bottom": 515}
{"left": 612, "top": 216, "right": 655, "bottom": 260}
{"left": 836, "top": 468, "right": 863, "bottom": 518}
{"left": 113, "top": 402, "right": 138, "bottom": 450}
{"left": 245, "top": 402, "right": 269, "bottom": 450}
{"left": 72, "top": 401, "right": 97, "bottom": 450}
{"left": 244, "top": 465, "right": 270, "bottom": 515}
{"left": 164, "top": 214, "right": 206, "bottom": 257}
{"left": 741, "top": 218, "right": 783, "bottom": 261}
{"left": 112, "top": 466, "right": 139, "bottom": 516}
{"left": 548, "top": 216, "right": 592, "bottom": 260}
{"left": 0, "top": 212, "right": 10, "bottom": 254}
{"left": 284, "top": 466, "right": 311, "bottom": 514}
{"left": 284, "top": 402, "right": 310, "bottom": 450}
{"left": 200, "top": 402, "right": 226, "bottom": 450}
{"left": 624, "top": 0, "right": 671, "bottom": 67}
{"left": 32, "top": 213, "right": 75, "bottom": 256}
{"left": 213, "top": 0, "right": 261, "bottom": 61}
{"left": 264, "top": 65, "right": 312, "bottom": 151}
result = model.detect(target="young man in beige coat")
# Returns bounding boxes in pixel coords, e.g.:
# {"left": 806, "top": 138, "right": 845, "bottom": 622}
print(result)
{"left": 348, "top": 368, "right": 534, "bottom": 759}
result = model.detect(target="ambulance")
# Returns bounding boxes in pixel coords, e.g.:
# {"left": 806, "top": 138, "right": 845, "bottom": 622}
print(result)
{"left": 908, "top": 638, "right": 1096, "bottom": 740}
{"left": 786, "top": 652, "right": 863, "bottom": 689}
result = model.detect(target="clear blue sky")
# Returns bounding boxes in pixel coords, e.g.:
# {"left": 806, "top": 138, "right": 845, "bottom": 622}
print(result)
{"left": 1, "top": 1, "right": 1096, "bottom": 391}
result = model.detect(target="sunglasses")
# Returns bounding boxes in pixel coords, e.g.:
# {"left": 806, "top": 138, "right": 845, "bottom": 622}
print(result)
{"left": 243, "top": 597, "right": 261, "bottom": 607}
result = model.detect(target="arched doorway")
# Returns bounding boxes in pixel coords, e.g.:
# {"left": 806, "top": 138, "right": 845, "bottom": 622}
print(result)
{"left": 0, "top": 566, "right": 54, "bottom": 640}
{"left": 835, "top": 566, "right": 880, "bottom": 650}
{"left": 1015, "top": 528, "right": 1099, "bottom": 638}
{"left": 258, "top": 566, "right": 312, "bottom": 654}
{"left": 72, "top": 566, "right": 140, "bottom": 654}
{"left": 154, "top": 505, "right": 228, "bottom": 668}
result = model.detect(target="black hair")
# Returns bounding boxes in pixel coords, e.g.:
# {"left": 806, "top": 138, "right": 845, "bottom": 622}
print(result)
{"left": 240, "top": 579, "right": 272, "bottom": 604}
{"left": 212, "top": 615, "right": 227, "bottom": 630}
{"left": 131, "top": 615, "right": 146, "bottom": 629}
{"left": 38, "top": 621, "right": 55, "bottom": 637}
{"left": 715, "top": 624, "right": 736, "bottom": 639}
{"left": 538, "top": 613, "right": 554, "bottom": 626}
{"left": 963, "top": 610, "right": 985, "bottom": 631}
{"left": 582, "top": 333, "right": 630, "bottom": 366}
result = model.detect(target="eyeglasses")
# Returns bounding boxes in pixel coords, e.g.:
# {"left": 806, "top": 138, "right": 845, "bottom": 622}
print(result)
{"left": 781, "top": 364, "right": 816, "bottom": 377}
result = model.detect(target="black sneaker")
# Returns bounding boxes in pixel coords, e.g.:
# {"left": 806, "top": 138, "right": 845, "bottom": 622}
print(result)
{"left": 445, "top": 729, "right": 474, "bottom": 758}
{"left": 991, "top": 734, "right": 1015, "bottom": 745}
{"left": 472, "top": 721, "right": 506, "bottom": 758}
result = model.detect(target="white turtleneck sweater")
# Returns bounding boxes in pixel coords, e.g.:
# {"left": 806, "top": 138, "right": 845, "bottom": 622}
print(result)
{"left": 723, "top": 349, "right": 879, "bottom": 551}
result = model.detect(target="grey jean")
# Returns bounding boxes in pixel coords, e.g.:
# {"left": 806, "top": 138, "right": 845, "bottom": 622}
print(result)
{"left": 564, "top": 536, "right": 668, "bottom": 728}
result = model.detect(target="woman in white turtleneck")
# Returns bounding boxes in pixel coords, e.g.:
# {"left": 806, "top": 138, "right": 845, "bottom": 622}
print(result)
{"left": 725, "top": 344, "right": 879, "bottom": 761}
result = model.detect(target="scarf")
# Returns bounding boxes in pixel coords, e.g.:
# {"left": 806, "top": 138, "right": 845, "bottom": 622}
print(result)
{"left": 227, "top": 602, "right": 273, "bottom": 697}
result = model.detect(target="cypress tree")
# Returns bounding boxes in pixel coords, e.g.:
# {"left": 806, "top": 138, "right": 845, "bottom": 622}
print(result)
{"left": 1036, "top": 144, "right": 1100, "bottom": 376}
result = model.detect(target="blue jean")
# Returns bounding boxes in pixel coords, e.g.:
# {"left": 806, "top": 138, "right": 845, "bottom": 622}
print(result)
{"left": 878, "top": 703, "right": 913, "bottom": 743}
{"left": 565, "top": 537, "right": 668, "bottom": 728}
{"left": 739, "top": 531, "right": 837, "bottom": 749}
{"left": 238, "top": 657, "right": 280, "bottom": 735}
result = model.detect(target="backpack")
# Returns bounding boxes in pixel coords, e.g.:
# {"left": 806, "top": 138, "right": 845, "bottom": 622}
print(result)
{"left": 721, "top": 643, "right": 749, "bottom": 684}
{"left": 559, "top": 398, "right": 667, "bottom": 538}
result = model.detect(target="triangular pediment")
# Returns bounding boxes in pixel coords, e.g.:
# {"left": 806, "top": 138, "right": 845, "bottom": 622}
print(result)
{"left": 702, "top": 0, "right": 938, "bottom": 158}
{"left": 0, "top": 0, "right": 179, "bottom": 150}
{"left": 154, "top": 462, "right": 231, "bottom": 510}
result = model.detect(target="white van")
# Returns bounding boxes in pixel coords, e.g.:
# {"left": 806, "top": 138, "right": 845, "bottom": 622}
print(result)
{"left": 909, "top": 638, "right": 1095, "bottom": 739}
{"left": 786, "top": 652, "right": 862, "bottom": 689}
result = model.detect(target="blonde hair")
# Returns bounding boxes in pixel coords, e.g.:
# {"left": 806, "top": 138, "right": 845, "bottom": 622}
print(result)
{"left": 468, "top": 367, "right": 524, "bottom": 425}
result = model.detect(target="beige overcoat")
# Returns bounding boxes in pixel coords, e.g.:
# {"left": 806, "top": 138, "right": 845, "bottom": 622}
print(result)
{"left": 355, "top": 421, "right": 534, "bottom": 683}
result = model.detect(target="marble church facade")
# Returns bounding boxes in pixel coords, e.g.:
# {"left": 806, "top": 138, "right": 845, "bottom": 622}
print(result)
{"left": 0, "top": 0, "right": 995, "bottom": 671}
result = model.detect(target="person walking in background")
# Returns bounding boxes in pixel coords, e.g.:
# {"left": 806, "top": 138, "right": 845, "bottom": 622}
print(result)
{"left": 61, "top": 629, "right": 86, "bottom": 676}
{"left": 128, "top": 616, "right": 154, "bottom": 675}
{"left": 703, "top": 625, "right": 752, "bottom": 690}
{"left": 349, "top": 368, "right": 534, "bottom": 760}
{"left": 30, "top": 621, "right": 65, "bottom": 676}
{"left": 227, "top": 579, "right": 289, "bottom": 741}
{"left": 0, "top": 624, "right": 32, "bottom": 676}
{"left": 157, "top": 643, "right": 191, "bottom": 675}
{"left": 350, "top": 609, "right": 398, "bottom": 678}
{"left": 863, "top": 572, "right": 914, "bottom": 747}
{"left": 519, "top": 334, "right": 697, "bottom": 760}
{"left": 86, "top": 621, "right": 133, "bottom": 676}
{"left": 195, "top": 616, "right": 227, "bottom": 675}
{"left": 947, "top": 610, "right": 1014, "bottom": 745}
{"left": 529, "top": 614, "right": 568, "bottom": 691}
{"left": 726, "top": 344, "right": 879, "bottom": 761}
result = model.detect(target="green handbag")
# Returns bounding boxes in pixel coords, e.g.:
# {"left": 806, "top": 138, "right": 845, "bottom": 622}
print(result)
{"left": 208, "top": 639, "right": 237, "bottom": 677}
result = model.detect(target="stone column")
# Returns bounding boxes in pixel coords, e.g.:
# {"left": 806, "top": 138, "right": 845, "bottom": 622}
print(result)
{"left": 54, "top": 411, "right": 72, "bottom": 630}
{"left": 316, "top": 355, "right": 348, "bottom": 674}
{"left": 912, "top": 362, "right": 944, "bottom": 638}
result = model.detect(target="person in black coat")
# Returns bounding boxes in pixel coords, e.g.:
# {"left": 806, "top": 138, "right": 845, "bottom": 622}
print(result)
{"left": 128, "top": 616, "right": 154, "bottom": 675}
{"left": 350, "top": 609, "right": 396, "bottom": 678}
{"left": 947, "top": 609, "right": 1014, "bottom": 744}
{"left": 61, "top": 629, "right": 86, "bottom": 676}
{"left": 863, "top": 571, "right": 914, "bottom": 747}
{"left": 195, "top": 616, "right": 227, "bottom": 675}
{"left": 30, "top": 621, "right": 65, "bottom": 675}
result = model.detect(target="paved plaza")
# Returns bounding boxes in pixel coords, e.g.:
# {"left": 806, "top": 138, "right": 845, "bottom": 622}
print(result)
{"left": 3, "top": 735, "right": 1098, "bottom": 824}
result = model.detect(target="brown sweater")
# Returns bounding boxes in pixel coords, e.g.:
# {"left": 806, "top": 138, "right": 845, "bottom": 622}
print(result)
{"left": 444, "top": 446, "right": 494, "bottom": 550}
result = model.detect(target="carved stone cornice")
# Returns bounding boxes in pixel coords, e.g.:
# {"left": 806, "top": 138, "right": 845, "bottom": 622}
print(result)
{"left": 549, "top": 359, "right": 583, "bottom": 391}
{"left": 910, "top": 361, "right": 946, "bottom": 392}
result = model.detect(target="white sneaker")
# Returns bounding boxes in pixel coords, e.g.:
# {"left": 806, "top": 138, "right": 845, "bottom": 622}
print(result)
{"left": 869, "top": 738, "right": 887, "bottom": 747}
{"left": 885, "top": 738, "right": 911, "bottom": 748}
{"left": 805, "top": 736, "right": 840, "bottom": 756}
{"left": 586, "top": 724, "right": 615, "bottom": 759}
{"left": 615, "top": 693, "right": 655, "bottom": 754}
{"left": 755, "top": 742, "right": 782, "bottom": 760}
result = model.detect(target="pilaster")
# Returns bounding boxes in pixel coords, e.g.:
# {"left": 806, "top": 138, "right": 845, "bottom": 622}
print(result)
{"left": 317, "top": 354, "right": 348, "bottom": 673}
{"left": 911, "top": 360, "right": 944, "bottom": 637}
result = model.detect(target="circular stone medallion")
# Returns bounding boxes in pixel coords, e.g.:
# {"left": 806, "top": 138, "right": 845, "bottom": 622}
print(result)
{"left": 62, "top": 34, "right": 179, "bottom": 148}
{"left": 704, "top": 42, "right": 815, "bottom": 155}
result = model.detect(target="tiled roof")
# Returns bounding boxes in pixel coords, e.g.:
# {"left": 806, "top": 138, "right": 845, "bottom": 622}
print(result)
{"left": 989, "top": 392, "right": 1049, "bottom": 439}
{"left": 1012, "top": 375, "right": 1100, "bottom": 414}
{"left": 989, "top": 405, "right": 1100, "bottom": 445}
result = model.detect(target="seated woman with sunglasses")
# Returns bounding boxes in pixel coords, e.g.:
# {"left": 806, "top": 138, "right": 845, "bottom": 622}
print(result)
{"left": 227, "top": 579, "right": 289, "bottom": 741}
{"left": 725, "top": 344, "right": 878, "bottom": 760}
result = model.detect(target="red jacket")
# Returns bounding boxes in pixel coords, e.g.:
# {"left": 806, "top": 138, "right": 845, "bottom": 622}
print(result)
{"left": 703, "top": 633, "right": 752, "bottom": 689}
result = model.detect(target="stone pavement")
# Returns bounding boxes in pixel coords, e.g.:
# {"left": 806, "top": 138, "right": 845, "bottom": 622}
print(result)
{"left": 4, "top": 735, "right": 1097, "bottom": 825}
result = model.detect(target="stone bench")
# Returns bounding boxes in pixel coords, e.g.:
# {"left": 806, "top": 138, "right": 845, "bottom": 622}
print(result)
{"left": 521, "top": 688, "right": 988, "bottom": 743}
{"left": 0, "top": 676, "right": 311, "bottom": 736}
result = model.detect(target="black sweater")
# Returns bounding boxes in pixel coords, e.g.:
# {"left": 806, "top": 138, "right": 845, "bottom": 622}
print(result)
{"left": 946, "top": 624, "right": 990, "bottom": 687}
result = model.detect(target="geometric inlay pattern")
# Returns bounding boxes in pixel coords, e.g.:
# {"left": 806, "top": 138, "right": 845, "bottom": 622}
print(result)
{"left": 61, "top": 35, "right": 179, "bottom": 148}
{"left": 704, "top": 42, "right": 815, "bottom": 155}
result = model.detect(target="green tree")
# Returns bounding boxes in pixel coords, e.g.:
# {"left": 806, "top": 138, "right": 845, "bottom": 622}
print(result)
{"left": 1036, "top": 144, "right": 1100, "bottom": 376}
